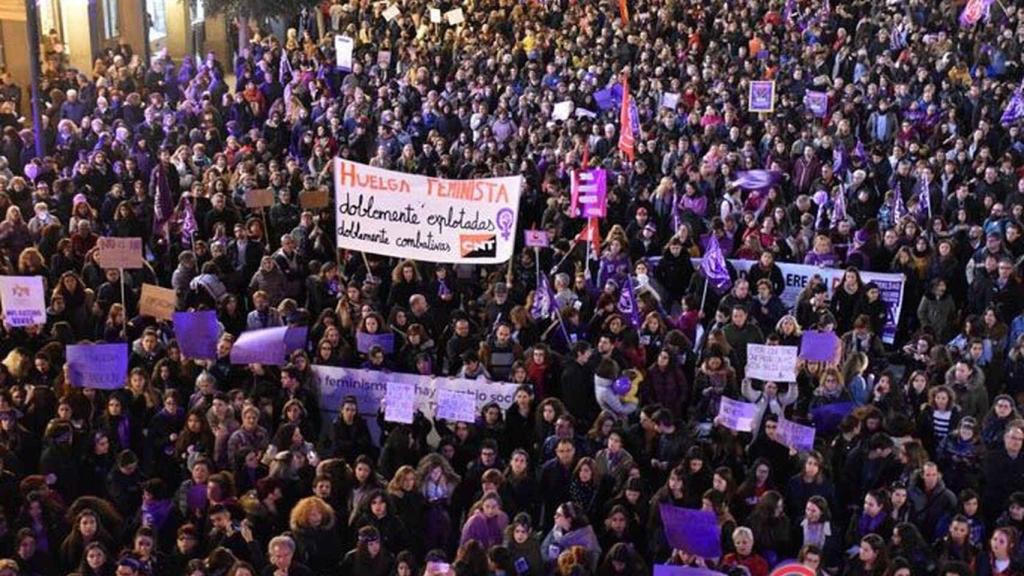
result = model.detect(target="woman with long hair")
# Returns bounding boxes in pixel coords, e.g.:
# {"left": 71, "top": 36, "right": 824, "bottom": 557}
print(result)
{"left": 58, "top": 509, "right": 115, "bottom": 574}
{"left": 414, "top": 453, "right": 460, "bottom": 553}
{"left": 460, "top": 491, "right": 509, "bottom": 549}
{"left": 385, "top": 465, "right": 424, "bottom": 557}
{"left": 348, "top": 489, "right": 407, "bottom": 555}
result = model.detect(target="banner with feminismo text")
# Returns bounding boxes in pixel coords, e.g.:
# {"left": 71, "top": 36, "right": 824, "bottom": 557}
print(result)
{"left": 334, "top": 159, "right": 522, "bottom": 263}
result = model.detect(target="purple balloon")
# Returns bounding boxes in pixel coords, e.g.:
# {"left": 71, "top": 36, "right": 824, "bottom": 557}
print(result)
{"left": 612, "top": 376, "right": 632, "bottom": 395}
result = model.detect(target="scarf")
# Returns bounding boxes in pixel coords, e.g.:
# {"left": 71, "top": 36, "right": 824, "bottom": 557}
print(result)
{"left": 142, "top": 498, "right": 174, "bottom": 530}
{"left": 858, "top": 512, "right": 885, "bottom": 537}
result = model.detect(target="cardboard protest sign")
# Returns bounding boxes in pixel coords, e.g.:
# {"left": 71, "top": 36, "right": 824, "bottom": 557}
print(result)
{"left": 382, "top": 4, "right": 400, "bottom": 21}
{"left": 0, "top": 276, "right": 46, "bottom": 326}
{"left": 553, "top": 101, "right": 573, "bottom": 121}
{"left": 67, "top": 344, "right": 128, "bottom": 389}
{"left": 300, "top": 187, "right": 330, "bottom": 209}
{"left": 430, "top": 8, "right": 442, "bottom": 23}
{"left": 139, "top": 283, "right": 176, "bottom": 320}
{"left": 96, "top": 237, "right": 143, "bottom": 269}
{"left": 244, "top": 189, "right": 275, "bottom": 208}
{"left": 173, "top": 311, "right": 219, "bottom": 359}
{"left": 746, "top": 344, "right": 798, "bottom": 382}
{"left": 385, "top": 382, "right": 416, "bottom": 424}
{"left": 718, "top": 397, "right": 758, "bottom": 432}
{"left": 659, "top": 504, "right": 722, "bottom": 558}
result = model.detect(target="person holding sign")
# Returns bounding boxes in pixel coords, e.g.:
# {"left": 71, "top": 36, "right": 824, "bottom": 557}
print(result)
{"left": 740, "top": 378, "right": 799, "bottom": 441}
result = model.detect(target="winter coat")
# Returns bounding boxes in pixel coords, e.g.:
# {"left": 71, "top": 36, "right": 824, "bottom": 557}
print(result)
{"left": 594, "top": 375, "right": 637, "bottom": 420}
{"left": 906, "top": 472, "right": 958, "bottom": 542}
{"left": 643, "top": 363, "right": 689, "bottom": 419}
{"left": 918, "top": 292, "right": 958, "bottom": 342}
{"left": 944, "top": 365, "right": 989, "bottom": 421}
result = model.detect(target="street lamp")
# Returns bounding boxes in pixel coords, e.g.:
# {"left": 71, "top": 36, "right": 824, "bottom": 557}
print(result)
{"left": 24, "top": 0, "right": 44, "bottom": 159}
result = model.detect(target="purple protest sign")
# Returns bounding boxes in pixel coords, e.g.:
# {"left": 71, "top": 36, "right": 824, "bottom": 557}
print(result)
{"left": 654, "top": 566, "right": 726, "bottom": 576}
{"left": 811, "top": 401, "right": 857, "bottom": 436}
{"left": 776, "top": 418, "right": 816, "bottom": 452}
{"left": 718, "top": 397, "right": 758, "bottom": 432}
{"left": 231, "top": 326, "right": 307, "bottom": 365}
{"left": 66, "top": 343, "right": 128, "bottom": 389}
{"left": 173, "top": 311, "right": 219, "bottom": 359}
{"left": 748, "top": 80, "right": 776, "bottom": 113}
{"left": 525, "top": 230, "right": 550, "bottom": 248}
{"left": 357, "top": 331, "right": 395, "bottom": 354}
{"left": 804, "top": 90, "right": 828, "bottom": 117}
{"left": 571, "top": 169, "right": 608, "bottom": 218}
{"left": 799, "top": 330, "right": 840, "bottom": 363}
{"left": 659, "top": 504, "right": 722, "bottom": 558}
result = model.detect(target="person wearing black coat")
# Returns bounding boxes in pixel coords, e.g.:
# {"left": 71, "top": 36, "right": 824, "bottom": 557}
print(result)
{"left": 906, "top": 464, "right": 958, "bottom": 542}
{"left": 654, "top": 239, "right": 695, "bottom": 304}
{"left": 982, "top": 423, "right": 1024, "bottom": 524}
{"left": 560, "top": 342, "right": 600, "bottom": 427}
{"left": 538, "top": 439, "right": 576, "bottom": 532}
{"left": 745, "top": 251, "right": 786, "bottom": 300}
{"left": 323, "top": 397, "right": 377, "bottom": 462}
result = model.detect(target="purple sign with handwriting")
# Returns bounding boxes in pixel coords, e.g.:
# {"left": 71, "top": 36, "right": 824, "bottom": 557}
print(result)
{"left": 173, "top": 311, "right": 219, "bottom": 359}
{"left": 357, "top": 331, "right": 395, "bottom": 354}
{"left": 748, "top": 80, "right": 776, "bottom": 113}
{"left": 659, "top": 504, "right": 722, "bottom": 558}
{"left": 66, "top": 344, "right": 128, "bottom": 389}
{"left": 799, "top": 330, "right": 840, "bottom": 363}
{"left": 776, "top": 418, "right": 816, "bottom": 452}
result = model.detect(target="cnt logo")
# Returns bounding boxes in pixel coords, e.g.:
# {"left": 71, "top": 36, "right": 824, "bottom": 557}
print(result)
{"left": 460, "top": 234, "right": 497, "bottom": 258}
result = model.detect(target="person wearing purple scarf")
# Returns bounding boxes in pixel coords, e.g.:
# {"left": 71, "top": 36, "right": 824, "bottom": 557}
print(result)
{"left": 804, "top": 234, "right": 840, "bottom": 267}
{"left": 847, "top": 489, "right": 893, "bottom": 545}
{"left": 597, "top": 238, "right": 630, "bottom": 289}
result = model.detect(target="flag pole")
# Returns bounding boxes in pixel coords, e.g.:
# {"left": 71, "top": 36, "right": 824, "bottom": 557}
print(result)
{"left": 119, "top": 268, "right": 127, "bottom": 339}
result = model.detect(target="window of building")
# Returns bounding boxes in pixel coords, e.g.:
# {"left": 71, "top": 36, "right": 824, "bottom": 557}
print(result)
{"left": 103, "top": 0, "right": 120, "bottom": 39}
{"left": 147, "top": 0, "right": 167, "bottom": 40}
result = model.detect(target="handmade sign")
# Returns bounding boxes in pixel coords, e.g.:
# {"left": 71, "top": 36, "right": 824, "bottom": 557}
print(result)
{"left": 718, "top": 397, "right": 758, "bottom": 432}
{"left": 333, "top": 159, "right": 522, "bottom": 263}
{"left": 96, "top": 237, "right": 143, "bottom": 269}
{"left": 746, "top": 344, "right": 798, "bottom": 382}
{"left": 139, "top": 283, "right": 176, "bottom": 320}
{"left": 384, "top": 382, "right": 416, "bottom": 424}
{"left": 776, "top": 418, "right": 816, "bottom": 452}
{"left": 66, "top": 344, "right": 128, "bottom": 389}
{"left": 244, "top": 189, "right": 275, "bottom": 208}
{"left": 0, "top": 276, "right": 46, "bottom": 326}
{"left": 436, "top": 388, "right": 477, "bottom": 423}
{"left": 335, "top": 35, "right": 354, "bottom": 70}
{"left": 231, "top": 326, "right": 308, "bottom": 365}
{"left": 525, "top": 230, "right": 549, "bottom": 248}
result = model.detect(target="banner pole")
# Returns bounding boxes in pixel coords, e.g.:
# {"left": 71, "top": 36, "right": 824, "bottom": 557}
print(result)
{"left": 119, "top": 268, "right": 127, "bottom": 339}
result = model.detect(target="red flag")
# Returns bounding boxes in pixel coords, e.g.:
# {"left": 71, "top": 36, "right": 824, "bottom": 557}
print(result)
{"left": 619, "top": 0, "right": 629, "bottom": 23}
{"left": 618, "top": 74, "right": 635, "bottom": 161}
{"left": 582, "top": 141, "right": 590, "bottom": 167}
{"left": 575, "top": 218, "right": 602, "bottom": 254}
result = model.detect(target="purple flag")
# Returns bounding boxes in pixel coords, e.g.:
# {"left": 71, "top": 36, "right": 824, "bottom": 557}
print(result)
{"left": 804, "top": 90, "right": 828, "bottom": 117}
{"left": 732, "top": 170, "right": 783, "bottom": 191}
{"left": 231, "top": 326, "right": 308, "bottom": 365}
{"left": 659, "top": 504, "right": 722, "bottom": 558}
{"left": 356, "top": 331, "right": 395, "bottom": 354}
{"left": 832, "top": 145, "right": 847, "bottom": 174}
{"left": 152, "top": 165, "right": 173, "bottom": 238}
{"left": 853, "top": 139, "right": 866, "bottom": 163}
{"left": 181, "top": 197, "right": 199, "bottom": 246}
{"left": 782, "top": 0, "right": 796, "bottom": 24}
{"left": 799, "top": 330, "right": 840, "bottom": 363}
{"left": 1002, "top": 83, "right": 1024, "bottom": 127}
{"left": 959, "top": 0, "right": 993, "bottom": 27}
{"left": 918, "top": 178, "right": 932, "bottom": 219}
{"left": 699, "top": 235, "right": 732, "bottom": 293}
{"left": 617, "top": 275, "right": 642, "bottom": 329}
{"left": 173, "top": 311, "right": 219, "bottom": 359}
{"left": 531, "top": 274, "right": 557, "bottom": 320}
{"left": 832, "top": 185, "right": 847, "bottom": 226}
{"left": 594, "top": 85, "right": 620, "bottom": 111}
{"left": 437, "top": 279, "right": 452, "bottom": 298}
{"left": 66, "top": 344, "right": 128, "bottom": 389}
{"left": 893, "top": 183, "right": 907, "bottom": 222}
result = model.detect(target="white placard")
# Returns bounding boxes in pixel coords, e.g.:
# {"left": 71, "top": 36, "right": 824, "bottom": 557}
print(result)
{"left": 335, "top": 35, "right": 354, "bottom": 70}
{"left": 746, "top": 344, "right": 798, "bottom": 382}
{"left": 385, "top": 382, "right": 416, "bottom": 424}
{"left": 445, "top": 7, "right": 465, "bottom": 24}
{"left": 382, "top": 4, "right": 400, "bottom": 21}
{"left": 0, "top": 276, "right": 46, "bottom": 327}
{"left": 430, "top": 8, "right": 442, "bottom": 23}
{"left": 661, "top": 92, "right": 680, "bottom": 109}
{"left": 436, "top": 387, "right": 477, "bottom": 423}
{"left": 333, "top": 159, "right": 522, "bottom": 263}
{"left": 553, "top": 100, "right": 574, "bottom": 121}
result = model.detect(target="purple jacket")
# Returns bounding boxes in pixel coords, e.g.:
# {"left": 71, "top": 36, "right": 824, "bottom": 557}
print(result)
{"left": 460, "top": 510, "right": 509, "bottom": 549}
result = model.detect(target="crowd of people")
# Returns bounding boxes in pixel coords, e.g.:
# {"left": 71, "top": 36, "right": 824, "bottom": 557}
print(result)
{"left": 0, "top": 0, "right": 1024, "bottom": 574}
